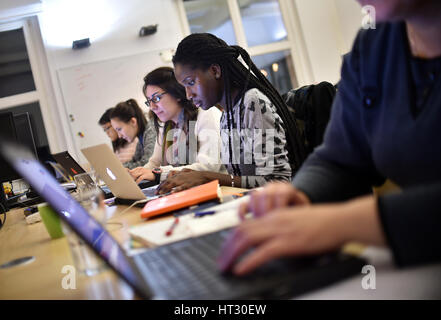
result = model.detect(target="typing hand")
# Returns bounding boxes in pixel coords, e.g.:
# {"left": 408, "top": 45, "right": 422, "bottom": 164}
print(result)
{"left": 218, "top": 204, "right": 345, "bottom": 276}
{"left": 129, "top": 167, "right": 154, "bottom": 184}
{"left": 157, "top": 169, "right": 207, "bottom": 195}
{"left": 238, "top": 182, "right": 310, "bottom": 220}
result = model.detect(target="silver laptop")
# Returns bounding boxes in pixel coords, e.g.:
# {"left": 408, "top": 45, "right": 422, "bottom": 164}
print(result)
{"left": 81, "top": 144, "right": 157, "bottom": 201}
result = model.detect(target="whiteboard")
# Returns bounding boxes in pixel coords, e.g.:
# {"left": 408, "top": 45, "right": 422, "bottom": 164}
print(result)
{"left": 57, "top": 49, "right": 173, "bottom": 163}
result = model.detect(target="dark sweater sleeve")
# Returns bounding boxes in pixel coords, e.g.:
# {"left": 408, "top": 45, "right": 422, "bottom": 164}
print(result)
{"left": 377, "top": 181, "right": 441, "bottom": 267}
{"left": 293, "top": 152, "right": 381, "bottom": 203}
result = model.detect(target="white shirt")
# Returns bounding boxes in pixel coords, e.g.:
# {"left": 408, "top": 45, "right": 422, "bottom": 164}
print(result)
{"left": 143, "top": 107, "right": 227, "bottom": 180}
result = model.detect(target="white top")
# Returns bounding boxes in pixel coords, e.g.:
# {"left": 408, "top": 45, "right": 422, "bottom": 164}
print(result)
{"left": 115, "top": 137, "right": 138, "bottom": 164}
{"left": 143, "top": 107, "right": 226, "bottom": 180}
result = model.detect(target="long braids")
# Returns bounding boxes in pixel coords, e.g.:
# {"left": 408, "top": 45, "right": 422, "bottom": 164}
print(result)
{"left": 173, "top": 33, "right": 307, "bottom": 175}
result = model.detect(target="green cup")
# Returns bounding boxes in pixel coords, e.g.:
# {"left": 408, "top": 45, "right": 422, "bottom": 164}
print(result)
{"left": 39, "top": 203, "right": 64, "bottom": 239}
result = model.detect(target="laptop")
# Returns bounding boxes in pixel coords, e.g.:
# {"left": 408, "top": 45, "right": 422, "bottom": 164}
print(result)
{"left": 0, "top": 140, "right": 367, "bottom": 299}
{"left": 81, "top": 144, "right": 158, "bottom": 203}
{"left": 52, "top": 150, "right": 115, "bottom": 199}
{"left": 52, "top": 151, "right": 88, "bottom": 180}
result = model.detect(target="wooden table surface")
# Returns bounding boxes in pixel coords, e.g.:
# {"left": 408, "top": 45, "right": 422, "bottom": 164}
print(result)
{"left": 0, "top": 186, "right": 247, "bottom": 299}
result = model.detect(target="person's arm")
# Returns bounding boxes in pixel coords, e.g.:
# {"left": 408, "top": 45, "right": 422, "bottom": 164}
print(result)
{"left": 377, "top": 181, "right": 441, "bottom": 267}
{"left": 143, "top": 129, "right": 162, "bottom": 171}
{"left": 218, "top": 194, "right": 387, "bottom": 275}
{"left": 157, "top": 108, "right": 226, "bottom": 178}
{"left": 238, "top": 90, "right": 292, "bottom": 189}
{"left": 156, "top": 170, "right": 240, "bottom": 194}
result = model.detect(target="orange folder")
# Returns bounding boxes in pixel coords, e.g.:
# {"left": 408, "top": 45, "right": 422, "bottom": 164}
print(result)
{"left": 140, "top": 180, "right": 221, "bottom": 219}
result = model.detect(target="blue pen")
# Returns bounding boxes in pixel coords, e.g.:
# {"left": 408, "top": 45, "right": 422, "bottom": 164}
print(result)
{"left": 194, "top": 210, "right": 216, "bottom": 218}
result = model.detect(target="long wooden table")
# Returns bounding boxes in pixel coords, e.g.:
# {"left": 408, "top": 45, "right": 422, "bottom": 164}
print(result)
{"left": 0, "top": 187, "right": 247, "bottom": 299}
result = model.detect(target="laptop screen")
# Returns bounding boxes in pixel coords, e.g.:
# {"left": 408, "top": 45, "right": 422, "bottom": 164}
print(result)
{"left": 7, "top": 148, "right": 140, "bottom": 290}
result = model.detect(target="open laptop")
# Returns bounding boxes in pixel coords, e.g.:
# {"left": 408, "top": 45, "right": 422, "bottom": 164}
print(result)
{"left": 0, "top": 140, "right": 367, "bottom": 300}
{"left": 81, "top": 144, "right": 158, "bottom": 203}
{"left": 52, "top": 150, "right": 115, "bottom": 198}
{"left": 52, "top": 151, "right": 88, "bottom": 181}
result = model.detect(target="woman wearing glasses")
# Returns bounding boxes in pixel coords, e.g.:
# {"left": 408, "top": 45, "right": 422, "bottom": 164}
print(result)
{"left": 98, "top": 107, "right": 138, "bottom": 164}
{"left": 110, "top": 99, "right": 156, "bottom": 169}
{"left": 128, "top": 66, "right": 224, "bottom": 185}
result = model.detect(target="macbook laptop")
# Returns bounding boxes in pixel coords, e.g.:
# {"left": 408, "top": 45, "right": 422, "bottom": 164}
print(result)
{"left": 81, "top": 144, "right": 158, "bottom": 203}
{"left": 0, "top": 140, "right": 367, "bottom": 300}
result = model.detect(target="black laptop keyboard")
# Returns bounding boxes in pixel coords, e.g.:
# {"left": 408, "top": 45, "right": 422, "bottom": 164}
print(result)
{"left": 139, "top": 230, "right": 237, "bottom": 299}
{"left": 137, "top": 229, "right": 367, "bottom": 299}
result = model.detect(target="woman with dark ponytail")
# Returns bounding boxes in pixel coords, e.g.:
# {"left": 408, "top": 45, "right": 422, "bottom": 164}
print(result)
{"left": 110, "top": 99, "right": 156, "bottom": 169}
{"left": 157, "top": 32, "right": 306, "bottom": 194}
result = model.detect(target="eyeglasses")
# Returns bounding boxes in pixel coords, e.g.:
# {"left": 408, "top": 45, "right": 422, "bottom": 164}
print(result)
{"left": 145, "top": 92, "right": 167, "bottom": 107}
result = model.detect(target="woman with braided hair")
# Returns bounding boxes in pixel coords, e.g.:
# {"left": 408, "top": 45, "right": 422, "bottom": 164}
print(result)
{"left": 156, "top": 33, "right": 307, "bottom": 194}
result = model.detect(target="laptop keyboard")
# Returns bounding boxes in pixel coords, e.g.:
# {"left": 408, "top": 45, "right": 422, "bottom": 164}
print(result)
{"left": 139, "top": 230, "right": 235, "bottom": 299}
{"left": 141, "top": 185, "right": 159, "bottom": 198}
{"left": 137, "top": 229, "right": 367, "bottom": 299}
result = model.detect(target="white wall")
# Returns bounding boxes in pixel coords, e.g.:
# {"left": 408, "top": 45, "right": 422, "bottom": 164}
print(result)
{"left": 37, "top": 0, "right": 185, "bottom": 161}
{"left": 333, "top": 0, "right": 363, "bottom": 54}
{"left": 294, "top": 0, "right": 361, "bottom": 84}
{"left": 0, "top": 0, "right": 41, "bottom": 21}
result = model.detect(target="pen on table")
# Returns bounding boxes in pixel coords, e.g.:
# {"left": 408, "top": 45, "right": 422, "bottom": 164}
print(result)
{"left": 165, "top": 217, "right": 179, "bottom": 236}
{"left": 194, "top": 211, "right": 216, "bottom": 218}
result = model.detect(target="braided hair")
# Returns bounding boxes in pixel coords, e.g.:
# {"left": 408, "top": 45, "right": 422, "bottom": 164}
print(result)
{"left": 172, "top": 33, "right": 307, "bottom": 176}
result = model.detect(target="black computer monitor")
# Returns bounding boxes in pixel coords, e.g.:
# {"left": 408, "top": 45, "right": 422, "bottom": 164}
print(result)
{"left": 0, "top": 112, "right": 19, "bottom": 182}
{"left": 0, "top": 111, "right": 44, "bottom": 212}
{"left": 14, "top": 113, "right": 38, "bottom": 160}
{"left": 0, "top": 112, "right": 19, "bottom": 213}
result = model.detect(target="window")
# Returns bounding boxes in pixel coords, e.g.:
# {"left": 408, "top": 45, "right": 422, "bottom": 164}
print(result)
{"left": 0, "top": 19, "right": 52, "bottom": 163}
{"left": 238, "top": 0, "right": 287, "bottom": 47}
{"left": 179, "top": 0, "right": 303, "bottom": 92}
{"left": 252, "top": 50, "right": 296, "bottom": 96}
{"left": 0, "top": 28, "right": 36, "bottom": 98}
{"left": 184, "top": 0, "right": 236, "bottom": 44}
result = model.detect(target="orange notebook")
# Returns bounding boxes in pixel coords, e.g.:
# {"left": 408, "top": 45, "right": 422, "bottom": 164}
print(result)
{"left": 140, "top": 180, "right": 221, "bottom": 219}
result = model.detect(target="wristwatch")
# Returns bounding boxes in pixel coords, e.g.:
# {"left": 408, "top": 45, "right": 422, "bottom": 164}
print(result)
{"left": 152, "top": 167, "right": 162, "bottom": 184}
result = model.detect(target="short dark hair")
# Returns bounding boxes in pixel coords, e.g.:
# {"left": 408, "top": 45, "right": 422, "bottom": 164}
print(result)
{"left": 143, "top": 66, "right": 197, "bottom": 143}
{"left": 173, "top": 33, "right": 307, "bottom": 175}
{"left": 110, "top": 99, "right": 147, "bottom": 136}
{"left": 98, "top": 108, "right": 114, "bottom": 125}
{"left": 99, "top": 107, "right": 129, "bottom": 151}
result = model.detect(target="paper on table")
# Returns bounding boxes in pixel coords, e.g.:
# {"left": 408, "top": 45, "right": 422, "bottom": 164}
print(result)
{"left": 129, "top": 208, "right": 241, "bottom": 247}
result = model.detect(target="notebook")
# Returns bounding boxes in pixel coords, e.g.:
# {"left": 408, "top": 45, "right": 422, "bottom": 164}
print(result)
{"left": 1, "top": 139, "right": 368, "bottom": 300}
{"left": 140, "top": 180, "right": 221, "bottom": 219}
{"left": 131, "top": 209, "right": 240, "bottom": 247}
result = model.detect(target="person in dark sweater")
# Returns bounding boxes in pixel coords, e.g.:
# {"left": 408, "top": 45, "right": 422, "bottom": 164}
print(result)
{"left": 218, "top": 0, "right": 441, "bottom": 276}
